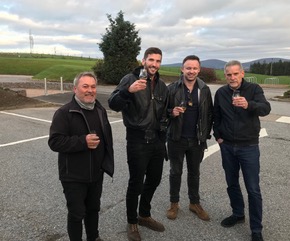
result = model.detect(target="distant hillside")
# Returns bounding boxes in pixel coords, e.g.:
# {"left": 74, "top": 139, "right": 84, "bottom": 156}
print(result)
{"left": 163, "top": 59, "right": 226, "bottom": 69}
{"left": 164, "top": 58, "right": 290, "bottom": 70}
{"left": 201, "top": 59, "right": 226, "bottom": 69}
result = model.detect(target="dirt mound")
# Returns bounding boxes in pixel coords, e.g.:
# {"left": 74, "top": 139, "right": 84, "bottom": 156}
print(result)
{"left": 0, "top": 87, "right": 59, "bottom": 110}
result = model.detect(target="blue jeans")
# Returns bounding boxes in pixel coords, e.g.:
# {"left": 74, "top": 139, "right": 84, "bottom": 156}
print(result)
{"left": 220, "top": 143, "right": 263, "bottom": 233}
{"left": 168, "top": 138, "right": 204, "bottom": 204}
{"left": 126, "top": 140, "right": 165, "bottom": 224}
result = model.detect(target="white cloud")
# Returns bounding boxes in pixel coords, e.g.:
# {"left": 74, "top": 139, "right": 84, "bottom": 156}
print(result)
{"left": 0, "top": 0, "right": 290, "bottom": 64}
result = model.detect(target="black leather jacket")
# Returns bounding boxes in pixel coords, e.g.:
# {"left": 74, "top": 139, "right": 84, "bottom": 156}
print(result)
{"left": 48, "top": 97, "right": 114, "bottom": 181}
{"left": 108, "top": 66, "right": 168, "bottom": 141}
{"left": 167, "top": 77, "right": 213, "bottom": 145}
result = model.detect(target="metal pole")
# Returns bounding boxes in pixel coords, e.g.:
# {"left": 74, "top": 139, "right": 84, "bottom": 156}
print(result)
{"left": 44, "top": 78, "right": 47, "bottom": 96}
{"left": 60, "top": 77, "right": 63, "bottom": 93}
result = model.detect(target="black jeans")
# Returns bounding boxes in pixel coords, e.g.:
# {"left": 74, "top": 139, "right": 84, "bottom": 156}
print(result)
{"left": 168, "top": 138, "right": 204, "bottom": 204}
{"left": 61, "top": 175, "right": 103, "bottom": 241}
{"left": 126, "top": 140, "right": 165, "bottom": 224}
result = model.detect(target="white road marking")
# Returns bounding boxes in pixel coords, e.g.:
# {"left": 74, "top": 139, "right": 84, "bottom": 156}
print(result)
{"left": 0, "top": 111, "right": 123, "bottom": 147}
{"left": 0, "top": 135, "right": 49, "bottom": 147}
{"left": 0, "top": 111, "right": 52, "bottom": 123}
{"left": 276, "top": 116, "right": 290, "bottom": 124}
{"left": 203, "top": 143, "right": 220, "bottom": 159}
{"left": 203, "top": 128, "right": 268, "bottom": 160}
{"left": 259, "top": 128, "right": 268, "bottom": 138}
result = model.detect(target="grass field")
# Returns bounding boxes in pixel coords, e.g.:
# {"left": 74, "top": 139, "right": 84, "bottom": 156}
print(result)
{"left": 1, "top": 53, "right": 289, "bottom": 85}
{"left": 0, "top": 53, "right": 96, "bottom": 81}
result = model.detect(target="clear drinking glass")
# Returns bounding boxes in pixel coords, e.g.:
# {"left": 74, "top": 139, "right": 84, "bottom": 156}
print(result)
{"left": 179, "top": 101, "right": 187, "bottom": 111}
{"left": 139, "top": 68, "right": 147, "bottom": 79}
{"left": 232, "top": 90, "right": 240, "bottom": 98}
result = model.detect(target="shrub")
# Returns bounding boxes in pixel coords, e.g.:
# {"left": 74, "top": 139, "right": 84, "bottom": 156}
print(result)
{"left": 283, "top": 90, "right": 290, "bottom": 98}
{"left": 199, "top": 67, "right": 218, "bottom": 83}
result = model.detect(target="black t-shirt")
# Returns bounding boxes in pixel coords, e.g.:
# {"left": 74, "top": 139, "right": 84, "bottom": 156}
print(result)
{"left": 181, "top": 82, "right": 199, "bottom": 138}
{"left": 83, "top": 108, "right": 105, "bottom": 175}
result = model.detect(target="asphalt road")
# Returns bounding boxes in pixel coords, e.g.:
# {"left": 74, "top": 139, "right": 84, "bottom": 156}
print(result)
{"left": 0, "top": 77, "right": 290, "bottom": 241}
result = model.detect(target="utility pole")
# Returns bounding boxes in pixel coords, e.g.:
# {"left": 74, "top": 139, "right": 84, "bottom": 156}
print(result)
{"left": 29, "top": 29, "right": 34, "bottom": 54}
{"left": 270, "top": 58, "right": 273, "bottom": 75}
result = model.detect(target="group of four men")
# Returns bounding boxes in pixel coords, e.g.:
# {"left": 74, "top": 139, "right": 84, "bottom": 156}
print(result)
{"left": 48, "top": 47, "right": 271, "bottom": 241}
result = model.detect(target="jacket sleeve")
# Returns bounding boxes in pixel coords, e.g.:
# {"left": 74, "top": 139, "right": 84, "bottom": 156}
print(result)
{"left": 108, "top": 74, "right": 134, "bottom": 112}
{"left": 247, "top": 84, "right": 271, "bottom": 117}
{"left": 206, "top": 88, "right": 214, "bottom": 139}
{"left": 48, "top": 108, "right": 88, "bottom": 153}
{"left": 213, "top": 90, "right": 222, "bottom": 140}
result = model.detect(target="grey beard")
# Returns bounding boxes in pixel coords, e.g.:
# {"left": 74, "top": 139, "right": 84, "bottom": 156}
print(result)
{"left": 74, "top": 95, "right": 95, "bottom": 110}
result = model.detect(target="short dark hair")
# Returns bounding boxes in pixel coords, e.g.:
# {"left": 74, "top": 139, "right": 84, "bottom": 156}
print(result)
{"left": 143, "top": 47, "right": 162, "bottom": 59}
{"left": 182, "top": 55, "right": 200, "bottom": 65}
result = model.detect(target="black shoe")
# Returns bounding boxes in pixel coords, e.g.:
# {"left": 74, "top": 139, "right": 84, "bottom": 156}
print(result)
{"left": 221, "top": 215, "right": 245, "bottom": 227}
{"left": 252, "top": 232, "right": 264, "bottom": 241}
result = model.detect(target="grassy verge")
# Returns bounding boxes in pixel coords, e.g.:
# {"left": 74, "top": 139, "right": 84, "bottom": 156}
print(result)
{"left": 0, "top": 55, "right": 96, "bottom": 80}
{"left": 0, "top": 53, "right": 289, "bottom": 86}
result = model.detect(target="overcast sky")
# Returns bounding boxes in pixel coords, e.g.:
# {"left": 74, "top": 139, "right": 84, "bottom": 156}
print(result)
{"left": 1, "top": 0, "right": 290, "bottom": 64}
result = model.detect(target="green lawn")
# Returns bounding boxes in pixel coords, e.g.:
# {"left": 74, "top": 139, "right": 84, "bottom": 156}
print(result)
{"left": 0, "top": 54, "right": 96, "bottom": 81}
{"left": 0, "top": 53, "right": 289, "bottom": 85}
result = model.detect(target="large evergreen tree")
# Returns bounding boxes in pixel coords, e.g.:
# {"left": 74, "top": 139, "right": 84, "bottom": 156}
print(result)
{"left": 94, "top": 11, "right": 141, "bottom": 85}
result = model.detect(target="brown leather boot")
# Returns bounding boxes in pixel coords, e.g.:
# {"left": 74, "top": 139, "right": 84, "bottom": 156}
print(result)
{"left": 127, "top": 223, "right": 141, "bottom": 241}
{"left": 138, "top": 216, "right": 165, "bottom": 232}
{"left": 189, "top": 203, "right": 210, "bottom": 221}
{"left": 166, "top": 202, "right": 179, "bottom": 220}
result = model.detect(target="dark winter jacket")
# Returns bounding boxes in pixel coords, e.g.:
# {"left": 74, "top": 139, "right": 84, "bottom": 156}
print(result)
{"left": 213, "top": 79, "right": 271, "bottom": 145}
{"left": 108, "top": 66, "right": 168, "bottom": 142}
{"left": 167, "top": 77, "right": 213, "bottom": 146}
{"left": 48, "top": 97, "right": 114, "bottom": 182}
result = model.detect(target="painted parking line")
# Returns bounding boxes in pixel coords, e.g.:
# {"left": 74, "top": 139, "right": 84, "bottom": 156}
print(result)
{"left": 276, "top": 116, "right": 290, "bottom": 124}
{"left": 0, "top": 135, "right": 49, "bottom": 147}
{"left": 0, "top": 111, "right": 52, "bottom": 123}
{"left": 203, "top": 128, "right": 268, "bottom": 160}
{"left": 0, "top": 111, "right": 123, "bottom": 148}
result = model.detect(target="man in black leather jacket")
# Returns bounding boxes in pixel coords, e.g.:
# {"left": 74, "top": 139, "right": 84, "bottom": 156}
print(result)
{"left": 165, "top": 55, "right": 213, "bottom": 222}
{"left": 48, "top": 72, "right": 114, "bottom": 241}
{"left": 108, "top": 47, "right": 168, "bottom": 241}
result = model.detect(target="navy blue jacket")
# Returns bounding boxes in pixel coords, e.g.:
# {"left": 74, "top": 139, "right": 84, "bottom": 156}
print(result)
{"left": 213, "top": 80, "right": 271, "bottom": 145}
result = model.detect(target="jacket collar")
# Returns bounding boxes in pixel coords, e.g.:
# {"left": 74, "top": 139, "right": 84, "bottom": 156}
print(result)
{"left": 69, "top": 94, "right": 103, "bottom": 112}
{"left": 177, "top": 75, "right": 206, "bottom": 89}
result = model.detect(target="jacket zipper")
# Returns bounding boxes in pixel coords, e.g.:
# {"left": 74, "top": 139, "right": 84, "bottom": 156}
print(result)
{"left": 69, "top": 109, "right": 93, "bottom": 182}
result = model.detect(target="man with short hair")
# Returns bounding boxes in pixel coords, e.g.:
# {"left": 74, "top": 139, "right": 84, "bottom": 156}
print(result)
{"left": 109, "top": 47, "right": 168, "bottom": 241}
{"left": 166, "top": 55, "right": 213, "bottom": 221}
{"left": 213, "top": 60, "right": 271, "bottom": 241}
{"left": 49, "top": 72, "right": 114, "bottom": 241}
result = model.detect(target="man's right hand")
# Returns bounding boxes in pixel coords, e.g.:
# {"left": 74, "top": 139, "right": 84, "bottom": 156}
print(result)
{"left": 86, "top": 134, "right": 100, "bottom": 149}
{"left": 172, "top": 106, "right": 185, "bottom": 117}
{"left": 128, "top": 79, "right": 147, "bottom": 93}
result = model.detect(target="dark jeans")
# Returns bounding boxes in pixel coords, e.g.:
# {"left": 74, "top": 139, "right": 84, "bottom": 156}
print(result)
{"left": 168, "top": 138, "right": 204, "bottom": 204}
{"left": 61, "top": 175, "right": 104, "bottom": 241}
{"left": 220, "top": 143, "right": 263, "bottom": 233}
{"left": 126, "top": 140, "right": 165, "bottom": 224}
